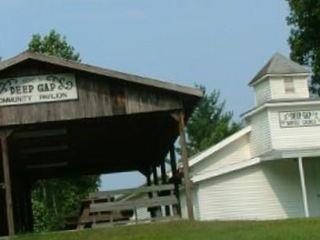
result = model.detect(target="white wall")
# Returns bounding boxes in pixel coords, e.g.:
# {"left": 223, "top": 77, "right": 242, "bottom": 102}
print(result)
{"left": 253, "top": 75, "right": 309, "bottom": 106}
{"left": 254, "top": 78, "right": 271, "bottom": 106}
{"left": 249, "top": 110, "right": 272, "bottom": 157}
{"left": 180, "top": 185, "right": 201, "bottom": 220}
{"left": 269, "top": 76, "right": 309, "bottom": 100}
{"left": 269, "top": 105, "right": 320, "bottom": 150}
{"left": 191, "top": 160, "right": 304, "bottom": 220}
{"left": 190, "top": 133, "right": 251, "bottom": 178}
{"left": 302, "top": 158, "right": 320, "bottom": 217}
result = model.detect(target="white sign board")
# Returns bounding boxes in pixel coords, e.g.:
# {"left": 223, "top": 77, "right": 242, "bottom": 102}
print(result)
{"left": 279, "top": 110, "right": 320, "bottom": 128}
{"left": 0, "top": 73, "right": 78, "bottom": 106}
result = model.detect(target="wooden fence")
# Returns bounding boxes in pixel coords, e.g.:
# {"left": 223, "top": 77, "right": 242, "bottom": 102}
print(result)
{"left": 76, "top": 184, "right": 179, "bottom": 229}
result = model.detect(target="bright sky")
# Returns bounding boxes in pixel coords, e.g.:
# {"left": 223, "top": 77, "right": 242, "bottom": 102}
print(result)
{"left": 0, "top": 0, "right": 291, "bottom": 190}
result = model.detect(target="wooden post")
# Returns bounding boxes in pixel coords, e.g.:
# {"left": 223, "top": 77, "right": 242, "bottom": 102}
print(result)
{"left": 152, "top": 165, "right": 159, "bottom": 186}
{"left": 298, "top": 157, "right": 309, "bottom": 217}
{"left": 18, "top": 180, "right": 33, "bottom": 233}
{"left": 152, "top": 165, "right": 162, "bottom": 217}
{"left": 146, "top": 172, "right": 153, "bottom": 198}
{"left": 22, "top": 181, "right": 33, "bottom": 232}
{"left": 146, "top": 171, "right": 155, "bottom": 218}
{"left": 0, "top": 130, "right": 15, "bottom": 235}
{"left": 178, "top": 112, "right": 194, "bottom": 220}
{"left": 160, "top": 161, "right": 170, "bottom": 216}
{"left": 169, "top": 145, "right": 181, "bottom": 216}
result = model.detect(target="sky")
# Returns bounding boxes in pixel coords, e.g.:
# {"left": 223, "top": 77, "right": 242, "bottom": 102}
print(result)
{"left": 0, "top": 0, "right": 291, "bottom": 190}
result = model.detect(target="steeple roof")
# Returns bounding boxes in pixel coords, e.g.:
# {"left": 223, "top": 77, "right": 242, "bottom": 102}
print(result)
{"left": 249, "top": 53, "right": 309, "bottom": 85}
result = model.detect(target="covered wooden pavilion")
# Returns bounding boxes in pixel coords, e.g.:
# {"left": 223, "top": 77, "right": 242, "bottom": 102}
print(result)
{"left": 0, "top": 51, "right": 202, "bottom": 236}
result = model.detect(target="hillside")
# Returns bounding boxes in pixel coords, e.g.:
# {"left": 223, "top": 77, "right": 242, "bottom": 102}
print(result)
{"left": 11, "top": 218, "right": 320, "bottom": 240}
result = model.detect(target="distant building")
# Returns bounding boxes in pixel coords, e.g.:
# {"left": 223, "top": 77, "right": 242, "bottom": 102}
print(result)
{"left": 182, "top": 53, "right": 320, "bottom": 220}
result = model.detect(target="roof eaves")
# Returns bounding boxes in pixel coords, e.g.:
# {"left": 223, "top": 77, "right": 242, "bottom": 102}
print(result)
{"left": 249, "top": 53, "right": 310, "bottom": 86}
{"left": 0, "top": 51, "right": 203, "bottom": 98}
{"left": 249, "top": 73, "right": 309, "bottom": 87}
{"left": 191, "top": 157, "right": 261, "bottom": 183}
{"left": 189, "top": 126, "right": 252, "bottom": 167}
{"left": 241, "top": 99, "right": 320, "bottom": 119}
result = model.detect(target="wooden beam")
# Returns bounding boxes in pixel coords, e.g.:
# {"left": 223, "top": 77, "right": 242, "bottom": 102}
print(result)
{"left": 170, "top": 113, "right": 180, "bottom": 122}
{"left": 91, "top": 196, "right": 178, "bottom": 213}
{"left": 20, "top": 144, "right": 68, "bottom": 154}
{"left": 89, "top": 184, "right": 175, "bottom": 199}
{"left": 0, "top": 130, "right": 15, "bottom": 235}
{"left": 13, "top": 128, "right": 67, "bottom": 139}
{"left": 178, "top": 112, "right": 194, "bottom": 220}
{"left": 26, "top": 161, "right": 68, "bottom": 169}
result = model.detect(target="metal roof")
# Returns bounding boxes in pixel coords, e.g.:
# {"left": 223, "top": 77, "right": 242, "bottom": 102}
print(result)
{"left": 249, "top": 52, "right": 310, "bottom": 86}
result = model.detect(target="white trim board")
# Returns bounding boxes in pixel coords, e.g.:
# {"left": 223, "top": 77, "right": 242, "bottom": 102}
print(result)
{"left": 249, "top": 73, "right": 309, "bottom": 87}
{"left": 242, "top": 100, "right": 320, "bottom": 119}
{"left": 189, "top": 126, "right": 252, "bottom": 167}
{"left": 261, "top": 148, "right": 320, "bottom": 161}
{"left": 191, "top": 157, "right": 261, "bottom": 183}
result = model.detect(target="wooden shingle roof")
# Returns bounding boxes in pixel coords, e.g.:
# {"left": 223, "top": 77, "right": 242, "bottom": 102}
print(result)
{"left": 0, "top": 51, "right": 203, "bottom": 97}
{"left": 249, "top": 52, "right": 309, "bottom": 86}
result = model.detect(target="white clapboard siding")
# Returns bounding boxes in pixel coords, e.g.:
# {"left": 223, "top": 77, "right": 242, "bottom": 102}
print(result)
{"left": 134, "top": 207, "right": 150, "bottom": 220}
{"left": 269, "top": 76, "right": 309, "bottom": 100}
{"left": 254, "top": 78, "right": 272, "bottom": 106}
{"left": 249, "top": 110, "right": 272, "bottom": 157}
{"left": 191, "top": 133, "right": 251, "bottom": 177}
{"left": 269, "top": 105, "right": 320, "bottom": 150}
{"left": 300, "top": 158, "right": 320, "bottom": 217}
{"left": 189, "top": 160, "right": 304, "bottom": 220}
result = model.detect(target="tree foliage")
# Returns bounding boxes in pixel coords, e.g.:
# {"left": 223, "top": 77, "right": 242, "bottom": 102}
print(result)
{"left": 27, "top": 30, "right": 99, "bottom": 232}
{"left": 32, "top": 176, "right": 99, "bottom": 232}
{"left": 186, "top": 87, "right": 241, "bottom": 156}
{"left": 286, "top": 0, "right": 320, "bottom": 95}
{"left": 28, "top": 30, "right": 80, "bottom": 62}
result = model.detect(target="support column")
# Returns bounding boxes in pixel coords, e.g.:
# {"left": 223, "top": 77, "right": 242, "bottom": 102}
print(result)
{"left": 152, "top": 165, "right": 162, "bottom": 217}
{"left": 146, "top": 171, "right": 153, "bottom": 198}
{"left": 298, "top": 157, "right": 309, "bottom": 217}
{"left": 160, "top": 161, "right": 170, "bottom": 216}
{"left": 0, "top": 130, "right": 15, "bottom": 236}
{"left": 178, "top": 112, "right": 194, "bottom": 220}
{"left": 169, "top": 145, "right": 181, "bottom": 216}
{"left": 25, "top": 184, "right": 33, "bottom": 232}
{"left": 152, "top": 165, "right": 159, "bottom": 186}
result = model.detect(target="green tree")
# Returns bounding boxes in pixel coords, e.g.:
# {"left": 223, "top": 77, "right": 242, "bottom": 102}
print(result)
{"left": 28, "top": 30, "right": 100, "bottom": 232}
{"left": 32, "top": 176, "right": 99, "bottom": 232}
{"left": 28, "top": 30, "right": 80, "bottom": 62}
{"left": 286, "top": 0, "right": 320, "bottom": 95}
{"left": 186, "top": 87, "right": 241, "bottom": 156}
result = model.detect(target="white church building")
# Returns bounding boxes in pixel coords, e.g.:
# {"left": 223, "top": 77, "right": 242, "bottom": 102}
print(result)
{"left": 181, "top": 53, "right": 320, "bottom": 220}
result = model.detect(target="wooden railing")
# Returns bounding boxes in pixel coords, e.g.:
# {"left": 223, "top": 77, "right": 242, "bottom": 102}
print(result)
{"left": 77, "top": 184, "right": 179, "bottom": 229}
{"left": 89, "top": 184, "right": 175, "bottom": 199}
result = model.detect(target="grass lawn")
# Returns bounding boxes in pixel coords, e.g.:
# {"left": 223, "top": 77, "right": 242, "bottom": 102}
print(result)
{"left": 8, "top": 218, "right": 320, "bottom": 240}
